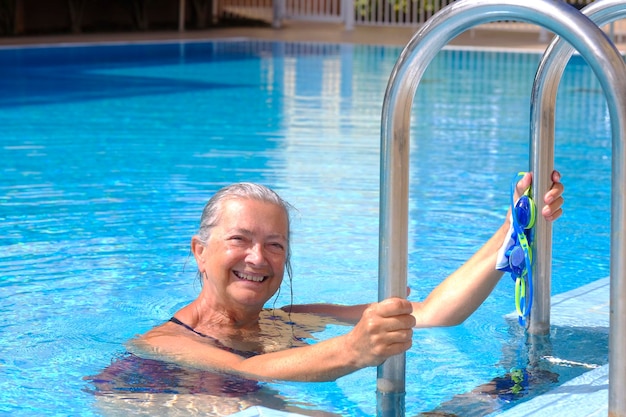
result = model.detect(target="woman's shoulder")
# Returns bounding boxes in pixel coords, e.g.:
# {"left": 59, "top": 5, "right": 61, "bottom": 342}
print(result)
{"left": 132, "top": 316, "right": 258, "bottom": 358}
{"left": 132, "top": 317, "right": 187, "bottom": 347}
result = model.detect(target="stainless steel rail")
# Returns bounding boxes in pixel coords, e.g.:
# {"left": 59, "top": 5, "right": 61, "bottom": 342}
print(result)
{"left": 377, "top": 0, "right": 626, "bottom": 416}
{"left": 528, "top": 0, "right": 626, "bottom": 413}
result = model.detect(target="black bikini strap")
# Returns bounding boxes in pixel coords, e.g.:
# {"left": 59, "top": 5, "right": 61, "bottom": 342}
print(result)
{"left": 167, "top": 317, "right": 258, "bottom": 358}
{"left": 169, "top": 317, "right": 215, "bottom": 340}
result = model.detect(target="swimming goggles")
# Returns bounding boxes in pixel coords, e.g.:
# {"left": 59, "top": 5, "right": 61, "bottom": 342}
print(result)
{"left": 497, "top": 172, "right": 536, "bottom": 327}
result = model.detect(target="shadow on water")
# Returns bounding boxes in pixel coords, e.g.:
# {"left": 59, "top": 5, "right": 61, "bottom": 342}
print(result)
{"left": 417, "top": 324, "right": 609, "bottom": 417}
{"left": 0, "top": 41, "right": 259, "bottom": 107}
{"left": 0, "top": 40, "right": 352, "bottom": 108}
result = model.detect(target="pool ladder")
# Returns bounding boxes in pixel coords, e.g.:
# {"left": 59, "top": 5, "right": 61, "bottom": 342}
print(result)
{"left": 377, "top": 0, "right": 626, "bottom": 416}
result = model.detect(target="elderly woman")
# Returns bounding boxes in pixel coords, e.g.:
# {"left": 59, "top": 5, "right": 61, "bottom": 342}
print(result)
{"left": 129, "top": 171, "right": 564, "bottom": 383}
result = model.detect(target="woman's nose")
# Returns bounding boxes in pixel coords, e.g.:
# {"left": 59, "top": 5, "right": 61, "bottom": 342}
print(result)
{"left": 245, "top": 243, "right": 267, "bottom": 265}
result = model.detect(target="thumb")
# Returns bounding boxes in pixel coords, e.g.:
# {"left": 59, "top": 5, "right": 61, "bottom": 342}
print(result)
{"left": 514, "top": 172, "right": 532, "bottom": 202}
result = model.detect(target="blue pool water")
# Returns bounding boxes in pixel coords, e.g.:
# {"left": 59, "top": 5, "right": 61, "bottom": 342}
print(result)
{"left": 0, "top": 40, "right": 613, "bottom": 416}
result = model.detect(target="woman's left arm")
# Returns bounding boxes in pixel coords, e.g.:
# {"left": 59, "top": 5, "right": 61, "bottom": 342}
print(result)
{"left": 285, "top": 171, "right": 563, "bottom": 329}
{"left": 282, "top": 303, "right": 370, "bottom": 325}
{"left": 411, "top": 171, "right": 564, "bottom": 328}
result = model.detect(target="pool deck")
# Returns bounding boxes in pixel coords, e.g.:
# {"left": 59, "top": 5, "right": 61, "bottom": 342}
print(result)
{"left": 1, "top": 20, "right": 618, "bottom": 417}
{"left": 0, "top": 20, "right": 625, "bottom": 53}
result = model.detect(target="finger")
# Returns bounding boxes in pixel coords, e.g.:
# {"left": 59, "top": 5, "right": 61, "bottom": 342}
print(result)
{"left": 370, "top": 339, "right": 413, "bottom": 363}
{"left": 393, "top": 339, "right": 413, "bottom": 352}
{"left": 543, "top": 184, "right": 563, "bottom": 210}
{"left": 542, "top": 207, "right": 563, "bottom": 221}
{"left": 542, "top": 170, "right": 564, "bottom": 221}
{"left": 384, "top": 340, "right": 413, "bottom": 358}
{"left": 542, "top": 197, "right": 564, "bottom": 221}
{"left": 544, "top": 181, "right": 564, "bottom": 205}
{"left": 514, "top": 172, "right": 532, "bottom": 201}
{"left": 377, "top": 298, "right": 413, "bottom": 317}
{"left": 385, "top": 329, "right": 414, "bottom": 346}
{"left": 382, "top": 314, "right": 417, "bottom": 331}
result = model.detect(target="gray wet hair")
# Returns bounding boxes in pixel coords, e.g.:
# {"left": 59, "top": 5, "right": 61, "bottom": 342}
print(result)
{"left": 196, "top": 182, "right": 293, "bottom": 279}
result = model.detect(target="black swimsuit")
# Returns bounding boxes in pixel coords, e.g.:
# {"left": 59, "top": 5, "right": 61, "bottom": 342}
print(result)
{"left": 84, "top": 351, "right": 260, "bottom": 396}
{"left": 84, "top": 318, "right": 261, "bottom": 396}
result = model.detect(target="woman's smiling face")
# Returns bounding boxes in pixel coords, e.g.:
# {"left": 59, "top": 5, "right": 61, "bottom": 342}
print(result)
{"left": 198, "top": 198, "right": 289, "bottom": 311}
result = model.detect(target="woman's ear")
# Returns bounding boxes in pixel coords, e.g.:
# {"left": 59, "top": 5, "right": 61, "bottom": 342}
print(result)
{"left": 191, "top": 236, "right": 205, "bottom": 265}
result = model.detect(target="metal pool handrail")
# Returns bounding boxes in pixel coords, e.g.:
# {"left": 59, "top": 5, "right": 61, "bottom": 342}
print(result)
{"left": 377, "top": 0, "right": 626, "bottom": 416}
{"left": 528, "top": 0, "right": 626, "bottom": 413}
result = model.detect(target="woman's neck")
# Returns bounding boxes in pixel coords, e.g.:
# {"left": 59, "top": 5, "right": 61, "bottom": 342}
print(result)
{"left": 185, "top": 296, "right": 263, "bottom": 334}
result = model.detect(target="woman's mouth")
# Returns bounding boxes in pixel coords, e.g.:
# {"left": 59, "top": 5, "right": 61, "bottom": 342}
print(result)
{"left": 234, "top": 271, "right": 267, "bottom": 283}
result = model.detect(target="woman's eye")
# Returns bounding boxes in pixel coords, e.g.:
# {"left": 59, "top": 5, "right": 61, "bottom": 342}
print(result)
{"left": 269, "top": 242, "right": 285, "bottom": 251}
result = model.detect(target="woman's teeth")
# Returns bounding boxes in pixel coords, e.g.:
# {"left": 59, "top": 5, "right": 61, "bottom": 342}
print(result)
{"left": 234, "top": 271, "right": 266, "bottom": 282}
